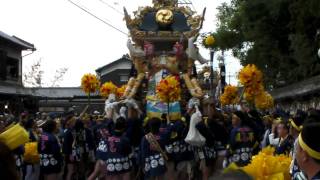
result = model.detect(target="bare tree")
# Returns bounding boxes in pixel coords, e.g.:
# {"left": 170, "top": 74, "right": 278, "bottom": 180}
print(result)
{"left": 50, "top": 68, "right": 68, "bottom": 87}
{"left": 23, "top": 59, "right": 44, "bottom": 87}
{"left": 23, "top": 59, "right": 68, "bottom": 87}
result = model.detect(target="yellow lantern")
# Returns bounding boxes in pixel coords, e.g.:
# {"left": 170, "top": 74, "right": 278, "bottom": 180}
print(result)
{"left": 24, "top": 142, "right": 40, "bottom": 164}
{"left": 0, "top": 124, "right": 29, "bottom": 150}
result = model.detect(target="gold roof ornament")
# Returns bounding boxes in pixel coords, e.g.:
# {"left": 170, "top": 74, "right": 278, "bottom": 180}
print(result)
{"left": 156, "top": 9, "right": 174, "bottom": 26}
{"left": 123, "top": 0, "right": 206, "bottom": 44}
{"left": 153, "top": 0, "right": 178, "bottom": 8}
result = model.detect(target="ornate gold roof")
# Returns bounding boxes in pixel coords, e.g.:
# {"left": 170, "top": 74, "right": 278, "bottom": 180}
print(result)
{"left": 124, "top": 0, "right": 206, "bottom": 44}
{"left": 152, "top": 0, "right": 178, "bottom": 8}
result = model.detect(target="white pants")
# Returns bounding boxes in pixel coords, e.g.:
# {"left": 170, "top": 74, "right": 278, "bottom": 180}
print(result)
{"left": 25, "top": 164, "right": 40, "bottom": 180}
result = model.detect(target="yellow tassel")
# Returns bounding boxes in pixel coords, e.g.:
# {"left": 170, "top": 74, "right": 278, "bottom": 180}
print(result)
{"left": 203, "top": 117, "right": 209, "bottom": 127}
{"left": 170, "top": 132, "right": 178, "bottom": 139}
{"left": 223, "top": 163, "right": 240, "bottom": 173}
{"left": 249, "top": 132, "right": 254, "bottom": 142}
{"left": 143, "top": 117, "right": 149, "bottom": 127}
{"left": 235, "top": 133, "right": 241, "bottom": 142}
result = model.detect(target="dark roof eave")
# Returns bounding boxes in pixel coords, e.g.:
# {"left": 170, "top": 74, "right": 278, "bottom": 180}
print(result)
{"left": 12, "top": 36, "right": 36, "bottom": 50}
{"left": 0, "top": 31, "right": 35, "bottom": 50}
{"left": 96, "top": 55, "right": 131, "bottom": 73}
{"left": 271, "top": 75, "right": 320, "bottom": 100}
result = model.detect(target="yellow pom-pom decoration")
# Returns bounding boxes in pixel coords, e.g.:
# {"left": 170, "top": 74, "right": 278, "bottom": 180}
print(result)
{"left": 243, "top": 83, "right": 264, "bottom": 102}
{"left": 225, "top": 146, "right": 292, "bottom": 180}
{"left": 242, "top": 147, "right": 291, "bottom": 180}
{"left": 239, "top": 64, "right": 263, "bottom": 87}
{"left": 156, "top": 75, "right": 181, "bottom": 102}
{"left": 220, "top": 85, "right": 239, "bottom": 106}
{"left": 238, "top": 64, "right": 268, "bottom": 105}
{"left": 24, "top": 142, "right": 40, "bottom": 164}
{"left": 100, "top": 82, "right": 117, "bottom": 98}
{"left": 255, "top": 91, "right": 274, "bottom": 110}
{"left": 81, "top": 73, "right": 100, "bottom": 94}
{"left": 116, "top": 85, "right": 127, "bottom": 98}
{"left": 205, "top": 35, "right": 215, "bottom": 46}
{"left": 260, "top": 145, "right": 276, "bottom": 155}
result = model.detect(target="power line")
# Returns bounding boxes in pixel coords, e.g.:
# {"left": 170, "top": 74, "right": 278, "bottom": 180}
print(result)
{"left": 98, "top": 0, "right": 124, "bottom": 15}
{"left": 67, "top": 0, "right": 128, "bottom": 36}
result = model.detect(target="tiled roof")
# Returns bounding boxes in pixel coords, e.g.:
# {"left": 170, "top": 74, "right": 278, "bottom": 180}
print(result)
{"left": 271, "top": 75, "right": 320, "bottom": 100}
{"left": 27, "top": 87, "right": 99, "bottom": 98}
{"left": 0, "top": 83, "right": 29, "bottom": 95}
{"left": 0, "top": 85, "right": 100, "bottom": 98}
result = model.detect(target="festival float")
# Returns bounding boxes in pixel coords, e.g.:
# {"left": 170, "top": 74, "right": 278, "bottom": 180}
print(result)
{"left": 121, "top": 0, "right": 210, "bottom": 120}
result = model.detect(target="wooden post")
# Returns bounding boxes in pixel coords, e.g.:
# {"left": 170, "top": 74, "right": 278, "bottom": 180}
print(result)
{"left": 88, "top": 92, "right": 91, "bottom": 114}
{"left": 167, "top": 101, "right": 170, "bottom": 123}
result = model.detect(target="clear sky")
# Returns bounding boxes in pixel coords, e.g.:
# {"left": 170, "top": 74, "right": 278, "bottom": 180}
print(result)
{"left": 0, "top": 0, "right": 241, "bottom": 87}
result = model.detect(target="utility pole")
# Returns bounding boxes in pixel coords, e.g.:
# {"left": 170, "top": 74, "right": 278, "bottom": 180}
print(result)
{"left": 210, "top": 49, "right": 215, "bottom": 97}
{"left": 220, "top": 50, "right": 226, "bottom": 93}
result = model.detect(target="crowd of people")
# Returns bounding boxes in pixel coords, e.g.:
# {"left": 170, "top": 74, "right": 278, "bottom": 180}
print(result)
{"left": 0, "top": 99, "right": 320, "bottom": 180}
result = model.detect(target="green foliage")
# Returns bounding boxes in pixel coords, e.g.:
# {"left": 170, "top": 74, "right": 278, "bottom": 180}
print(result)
{"left": 205, "top": 0, "right": 320, "bottom": 87}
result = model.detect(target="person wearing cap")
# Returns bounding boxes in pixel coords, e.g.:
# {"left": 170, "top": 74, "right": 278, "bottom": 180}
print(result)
{"left": 163, "top": 116, "right": 191, "bottom": 180}
{"left": 260, "top": 115, "right": 273, "bottom": 148}
{"left": 195, "top": 97, "right": 222, "bottom": 180}
{"left": 22, "top": 119, "right": 40, "bottom": 180}
{"left": 90, "top": 117, "right": 132, "bottom": 180}
{"left": 268, "top": 117, "right": 282, "bottom": 147}
{"left": 139, "top": 117, "right": 181, "bottom": 180}
{"left": 63, "top": 116, "right": 94, "bottom": 180}
{"left": 296, "top": 123, "right": 320, "bottom": 180}
{"left": 92, "top": 115, "right": 113, "bottom": 148}
{"left": 289, "top": 114, "right": 306, "bottom": 179}
{"left": 63, "top": 117, "right": 77, "bottom": 180}
{"left": 125, "top": 106, "right": 144, "bottom": 178}
{"left": 275, "top": 121, "right": 294, "bottom": 155}
{"left": 225, "top": 111, "right": 256, "bottom": 167}
{"left": 38, "top": 120, "right": 63, "bottom": 180}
